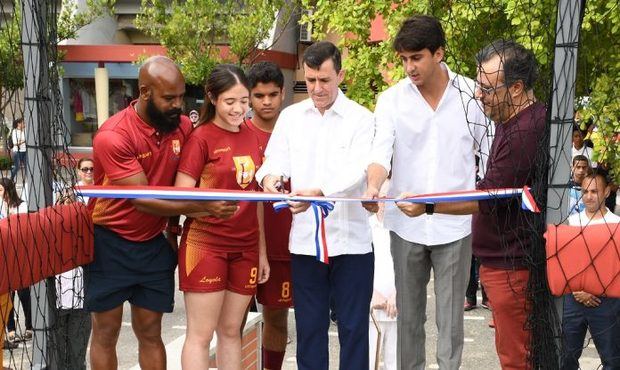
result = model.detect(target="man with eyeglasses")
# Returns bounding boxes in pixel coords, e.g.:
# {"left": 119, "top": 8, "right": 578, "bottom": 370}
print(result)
{"left": 396, "top": 40, "right": 546, "bottom": 369}
{"left": 364, "top": 15, "right": 491, "bottom": 369}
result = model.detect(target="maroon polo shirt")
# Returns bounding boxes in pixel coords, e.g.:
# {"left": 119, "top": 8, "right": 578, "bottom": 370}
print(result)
{"left": 91, "top": 101, "right": 192, "bottom": 241}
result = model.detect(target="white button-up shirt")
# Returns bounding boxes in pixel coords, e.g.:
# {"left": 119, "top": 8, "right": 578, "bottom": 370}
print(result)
{"left": 256, "top": 90, "right": 373, "bottom": 256}
{"left": 372, "top": 64, "right": 492, "bottom": 245}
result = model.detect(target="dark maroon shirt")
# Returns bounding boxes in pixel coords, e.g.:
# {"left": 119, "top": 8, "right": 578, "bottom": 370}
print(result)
{"left": 473, "top": 102, "right": 546, "bottom": 269}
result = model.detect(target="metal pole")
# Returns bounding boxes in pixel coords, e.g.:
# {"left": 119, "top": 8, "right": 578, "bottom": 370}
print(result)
{"left": 546, "top": 0, "right": 585, "bottom": 366}
{"left": 21, "top": 0, "right": 55, "bottom": 368}
{"left": 547, "top": 0, "right": 584, "bottom": 224}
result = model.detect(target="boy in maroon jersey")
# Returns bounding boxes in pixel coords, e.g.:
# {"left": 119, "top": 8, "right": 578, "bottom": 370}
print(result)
{"left": 245, "top": 62, "right": 292, "bottom": 370}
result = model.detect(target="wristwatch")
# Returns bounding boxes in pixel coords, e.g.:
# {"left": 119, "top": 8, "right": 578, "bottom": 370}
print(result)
{"left": 425, "top": 203, "right": 435, "bottom": 215}
{"left": 167, "top": 225, "right": 183, "bottom": 235}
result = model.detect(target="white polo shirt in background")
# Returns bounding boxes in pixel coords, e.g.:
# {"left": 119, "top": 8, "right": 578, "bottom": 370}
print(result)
{"left": 371, "top": 63, "right": 492, "bottom": 246}
{"left": 256, "top": 90, "right": 374, "bottom": 257}
{"left": 568, "top": 208, "right": 620, "bottom": 226}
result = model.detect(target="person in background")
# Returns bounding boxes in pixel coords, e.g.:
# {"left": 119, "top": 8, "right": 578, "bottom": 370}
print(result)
{"left": 572, "top": 127, "right": 594, "bottom": 167}
{"left": 562, "top": 171, "right": 620, "bottom": 369}
{"left": 10, "top": 118, "right": 27, "bottom": 182}
{"left": 464, "top": 257, "right": 488, "bottom": 311}
{"left": 0, "top": 177, "right": 22, "bottom": 356}
{"left": 0, "top": 177, "right": 32, "bottom": 350}
{"left": 245, "top": 61, "right": 292, "bottom": 370}
{"left": 52, "top": 158, "right": 94, "bottom": 369}
{"left": 1, "top": 292, "right": 13, "bottom": 364}
{"left": 369, "top": 182, "right": 397, "bottom": 370}
{"left": 568, "top": 155, "right": 591, "bottom": 216}
{"left": 188, "top": 109, "right": 200, "bottom": 127}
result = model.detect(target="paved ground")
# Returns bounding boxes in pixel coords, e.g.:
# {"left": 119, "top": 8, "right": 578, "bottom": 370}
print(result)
{"left": 4, "top": 273, "right": 606, "bottom": 369}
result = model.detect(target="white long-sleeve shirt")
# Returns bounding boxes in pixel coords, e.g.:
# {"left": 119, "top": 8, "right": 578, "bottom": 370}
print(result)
{"left": 256, "top": 90, "right": 373, "bottom": 256}
{"left": 371, "top": 64, "right": 492, "bottom": 245}
{"left": 11, "top": 128, "right": 26, "bottom": 153}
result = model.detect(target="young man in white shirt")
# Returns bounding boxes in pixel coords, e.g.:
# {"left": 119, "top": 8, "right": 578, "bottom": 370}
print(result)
{"left": 364, "top": 16, "right": 490, "bottom": 370}
{"left": 256, "top": 41, "right": 374, "bottom": 370}
{"left": 563, "top": 172, "right": 620, "bottom": 369}
{"left": 571, "top": 127, "right": 594, "bottom": 166}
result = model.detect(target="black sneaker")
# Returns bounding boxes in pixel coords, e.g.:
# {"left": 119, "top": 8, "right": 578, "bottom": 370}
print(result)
{"left": 481, "top": 300, "right": 490, "bottom": 310}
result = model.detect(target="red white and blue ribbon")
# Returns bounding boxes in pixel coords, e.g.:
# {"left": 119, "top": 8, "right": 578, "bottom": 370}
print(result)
{"left": 77, "top": 185, "right": 539, "bottom": 264}
{"left": 520, "top": 186, "right": 541, "bottom": 213}
{"left": 78, "top": 185, "right": 535, "bottom": 205}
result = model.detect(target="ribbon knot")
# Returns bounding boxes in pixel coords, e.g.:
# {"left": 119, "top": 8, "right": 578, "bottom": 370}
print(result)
{"left": 274, "top": 200, "right": 335, "bottom": 264}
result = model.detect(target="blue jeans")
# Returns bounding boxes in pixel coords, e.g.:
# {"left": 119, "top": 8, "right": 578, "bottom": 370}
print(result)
{"left": 10, "top": 151, "right": 26, "bottom": 181}
{"left": 561, "top": 293, "right": 620, "bottom": 369}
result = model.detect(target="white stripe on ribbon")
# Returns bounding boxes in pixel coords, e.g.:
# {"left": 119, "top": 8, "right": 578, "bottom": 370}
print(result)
{"left": 77, "top": 185, "right": 528, "bottom": 204}
{"left": 78, "top": 185, "right": 539, "bottom": 264}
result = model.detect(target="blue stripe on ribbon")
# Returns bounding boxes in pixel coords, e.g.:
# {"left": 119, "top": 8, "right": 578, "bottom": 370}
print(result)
{"left": 312, "top": 203, "right": 321, "bottom": 262}
{"left": 311, "top": 201, "right": 335, "bottom": 263}
{"left": 274, "top": 200, "right": 335, "bottom": 264}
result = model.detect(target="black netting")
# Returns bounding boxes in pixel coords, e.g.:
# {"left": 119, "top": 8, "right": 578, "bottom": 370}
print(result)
{"left": 1, "top": 0, "right": 619, "bottom": 369}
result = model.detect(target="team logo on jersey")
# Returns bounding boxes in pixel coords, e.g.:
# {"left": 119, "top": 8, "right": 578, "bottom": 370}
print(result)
{"left": 171, "top": 140, "right": 181, "bottom": 156}
{"left": 136, "top": 151, "right": 152, "bottom": 160}
{"left": 232, "top": 155, "right": 256, "bottom": 189}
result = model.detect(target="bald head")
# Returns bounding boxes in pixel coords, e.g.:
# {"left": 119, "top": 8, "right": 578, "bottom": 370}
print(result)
{"left": 139, "top": 56, "right": 184, "bottom": 90}
{"left": 136, "top": 56, "right": 186, "bottom": 133}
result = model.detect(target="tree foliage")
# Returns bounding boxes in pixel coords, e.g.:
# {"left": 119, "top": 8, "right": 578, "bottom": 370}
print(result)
{"left": 135, "top": 0, "right": 299, "bottom": 86}
{"left": 0, "top": 0, "right": 114, "bottom": 115}
{"left": 303, "top": 0, "right": 620, "bottom": 181}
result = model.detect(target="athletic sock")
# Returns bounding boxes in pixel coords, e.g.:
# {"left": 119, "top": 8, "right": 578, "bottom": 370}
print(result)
{"left": 263, "top": 348, "right": 285, "bottom": 370}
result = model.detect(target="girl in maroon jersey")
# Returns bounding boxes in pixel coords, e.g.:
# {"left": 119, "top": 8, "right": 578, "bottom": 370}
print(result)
{"left": 175, "top": 64, "right": 269, "bottom": 370}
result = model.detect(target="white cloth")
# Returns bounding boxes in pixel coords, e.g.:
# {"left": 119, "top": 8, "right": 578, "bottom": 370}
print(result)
{"left": 55, "top": 267, "right": 84, "bottom": 309}
{"left": 371, "top": 214, "right": 396, "bottom": 321}
{"left": 568, "top": 207, "right": 620, "bottom": 226}
{"left": 0, "top": 200, "right": 27, "bottom": 218}
{"left": 11, "top": 128, "right": 26, "bottom": 152}
{"left": 256, "top": 90, "right": 373, "bottom": 256}
{"left": 55, "top": 180, "right": 87, "bottom": 309}
{"left": 371, "top": 64, "right": 491, "bottom": 245}
{"left": 369, "top": 320, "right": 397, "bottom": 370}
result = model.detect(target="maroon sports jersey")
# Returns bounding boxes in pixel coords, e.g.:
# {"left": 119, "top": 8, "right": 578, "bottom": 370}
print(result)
{"left": 178, "top": 122, "right": 262, "bottom": 252}
{"left": 91, "top": 101, "right": 192, "bottom": 241}
{"left": 245, "top": 119, "right": 292, "bottom": 261}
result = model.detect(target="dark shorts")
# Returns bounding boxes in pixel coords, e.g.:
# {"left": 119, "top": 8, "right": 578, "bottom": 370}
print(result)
{"left": 84, "top": 225, "right": 177, "bottom": 313}
{"left": 257, "top": 259, "right": 293, "bottom": 308}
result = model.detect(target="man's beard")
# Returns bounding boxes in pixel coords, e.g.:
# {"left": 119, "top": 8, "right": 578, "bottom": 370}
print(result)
{"left": 146, "top": 99, "right": 182, "bottom": 133}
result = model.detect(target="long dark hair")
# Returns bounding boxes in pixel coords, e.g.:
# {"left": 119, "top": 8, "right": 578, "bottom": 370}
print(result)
{"left": 0, "top": 177, "right": 23, "bottom": 208}
{"left": 199, "top": 64, "right": 250, "bottom": 126}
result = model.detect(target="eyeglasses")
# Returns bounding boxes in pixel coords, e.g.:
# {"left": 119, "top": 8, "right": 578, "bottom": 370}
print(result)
{"left": 476, "top": 83, "right": 506, "bottom": 95}
{"left": 80, "top": 167, "right": 94, "bottom": 173}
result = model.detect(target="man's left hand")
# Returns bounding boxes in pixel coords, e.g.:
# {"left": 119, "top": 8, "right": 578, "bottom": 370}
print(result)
{"left": 288, "top": 188, "right": 324, "bottom": 214}
{"left": 573, "top": 291, "right": 601, "bottom": 308}
{"left": 396, "top": 192, "right": 425, "bottom": 217}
